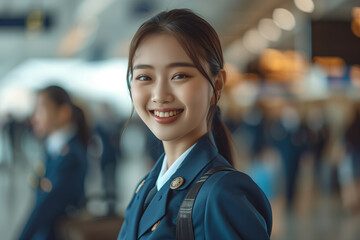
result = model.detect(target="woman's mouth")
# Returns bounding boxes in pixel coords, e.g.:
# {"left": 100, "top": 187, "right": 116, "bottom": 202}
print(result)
{"left": 153, "top": 109, "right": 183, "bottom": 118}
{"left": 149, "top": 109, "right": 184, "bottom": 124}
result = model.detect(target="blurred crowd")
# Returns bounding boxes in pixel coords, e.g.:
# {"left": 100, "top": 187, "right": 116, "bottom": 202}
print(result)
{"left": 0, "top": 80, "right": 359, "bottom": 239}
{"left": 222, "top": 93, "right": 360, "bottom": 212}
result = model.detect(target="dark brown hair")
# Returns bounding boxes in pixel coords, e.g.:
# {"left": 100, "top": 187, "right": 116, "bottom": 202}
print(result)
{"left": 39, "top": 85, "right": 89, "bottom": 147}
{"left": 127, "top": 9, "right": 234, "bottom": 165}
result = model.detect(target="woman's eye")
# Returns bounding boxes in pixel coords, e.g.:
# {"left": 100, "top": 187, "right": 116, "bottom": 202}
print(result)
{"left": 135, "top": 75, "right": 151, "bottom": 81}
{"left": 172, "top": 74, "right": 190, "bottom": 80}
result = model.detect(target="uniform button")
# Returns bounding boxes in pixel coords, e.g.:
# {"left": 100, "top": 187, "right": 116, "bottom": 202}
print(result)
{"left": 136, "top": 180, "right": 146, "bottom": 194}
{"left": 170, "top": 177, "right": 184, "bottom": 189}
{"left": 40, "top": 178, "right": 53, "bottom": 192}
{"left": 34, "top": 161, "right": 46, "bottom": 177}
{"left": 152, "top": 220, "right": 161, "bottom": 231}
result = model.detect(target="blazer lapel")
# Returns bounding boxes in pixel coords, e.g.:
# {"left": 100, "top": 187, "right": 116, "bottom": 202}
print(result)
{"left": 137, "top": 182, "right": 170, "bottom": 238}
{"left": 127, "top": 155, "right": 164, "bottom": 239}
{"left": 128, "top": 176, "right": 156, "bottom": 239}
{"left": 165, "top": 134, "right": 220, "bottom": 194}
{"left": 137, "top": 135, "right": 219, "bottom": 238}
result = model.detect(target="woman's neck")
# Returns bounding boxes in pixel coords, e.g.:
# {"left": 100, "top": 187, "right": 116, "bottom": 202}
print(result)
{"left": 162, "top": 132, "right": 207, "bottom": 168}
{"left": 48, "top": 123, "right": 75, "bottom": 138}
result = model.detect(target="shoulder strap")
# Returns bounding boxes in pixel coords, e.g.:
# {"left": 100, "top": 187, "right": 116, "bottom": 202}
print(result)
{"left": 176, "top": 166, "right": 235, "bottom": 240}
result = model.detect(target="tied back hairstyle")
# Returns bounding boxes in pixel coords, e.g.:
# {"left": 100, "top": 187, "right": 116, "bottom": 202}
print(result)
{"left": 39, "top": 85, "right": 90, "bottom": 147}
{"left": 127, "top": 9, "right": 234, "bottom": 165}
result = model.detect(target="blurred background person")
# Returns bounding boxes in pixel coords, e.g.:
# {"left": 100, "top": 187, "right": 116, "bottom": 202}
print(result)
{"left": 1, "top": 113, "right": 29, "bottom": 168}
{"left": 267, "top": 99, "right": 310, "bottom": 209}
{"left": 339, "top": 102, "right": 360, "bottom": 213}
{"left": 18, "top": 85, "right": 89, "bottom": 240}
{"left": 90, "top": 102, "right": 123, "bottom": 216}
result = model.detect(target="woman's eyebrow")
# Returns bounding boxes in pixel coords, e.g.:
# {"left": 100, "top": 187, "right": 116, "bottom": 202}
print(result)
{"left": 167, "top": 62, "right": 196, "bottom": 68}
{"left": 133, "top": 62, "right": 196, "bottom": 70}
{"left": 133, "top": 64, "right": 153, "bottom": 70}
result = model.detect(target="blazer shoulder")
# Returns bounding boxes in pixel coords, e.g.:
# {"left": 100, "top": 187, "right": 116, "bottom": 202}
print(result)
{"left": 207, "top": 170, "right": 258, "bottom": 191}
{"left": 199, "top": 170, "right": 272, "bottom": 239}
{"left": 203, "top": 170, "right": 270, "bottom": 207}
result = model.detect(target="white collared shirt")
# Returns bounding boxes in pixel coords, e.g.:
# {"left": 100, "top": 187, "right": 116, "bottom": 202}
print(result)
{"left": 156, "top": 143, "right": 196, "bottom": 191}
{"left": 45, "top": 124, "right": 75, "bottom": 158}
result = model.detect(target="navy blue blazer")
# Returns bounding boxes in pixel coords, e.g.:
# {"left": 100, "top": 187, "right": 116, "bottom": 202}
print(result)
{"left": 18, "top": 135, "right": 87, "bottom": 240}
{"left": 118, "top": 135, "right": 272, "bottom": 239}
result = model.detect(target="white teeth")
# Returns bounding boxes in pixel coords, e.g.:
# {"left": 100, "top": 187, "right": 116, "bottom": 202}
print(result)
{"left": 153, "top": 110, "right": 182, "bottom": 118}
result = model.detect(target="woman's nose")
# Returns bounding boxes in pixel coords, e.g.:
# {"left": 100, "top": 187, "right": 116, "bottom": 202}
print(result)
{"left": 151, "top": 81, "right": 174, "bottom": 104}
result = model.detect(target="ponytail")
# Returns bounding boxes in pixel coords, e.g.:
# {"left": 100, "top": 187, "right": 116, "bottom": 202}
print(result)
{"left": 71, "top": 104, "right": 89, "bottom": 147}
{"left": 210, "top": 106, "right": 234, "bottom": 166}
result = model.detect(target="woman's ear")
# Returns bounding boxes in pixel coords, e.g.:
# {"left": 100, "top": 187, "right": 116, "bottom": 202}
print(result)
{"left": 211, "top": 69, "right": 226, "bottom": 104}
{"left": 215, "top": 69, "right": 226, "bottom": 93}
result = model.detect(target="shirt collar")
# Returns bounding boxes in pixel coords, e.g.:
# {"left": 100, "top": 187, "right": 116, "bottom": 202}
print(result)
{"left": 156, "top": 143, "right": 196, "bottom": 191}
{"left": 45, "top": 124, "right": 76, "bottom": 157}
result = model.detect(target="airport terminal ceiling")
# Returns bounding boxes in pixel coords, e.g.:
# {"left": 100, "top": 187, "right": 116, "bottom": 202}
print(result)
{"left": 0, "top": 0, "right": 358, "bottom": 78}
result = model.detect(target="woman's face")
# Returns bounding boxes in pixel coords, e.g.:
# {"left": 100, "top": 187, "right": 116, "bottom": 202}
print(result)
{"left": 32, "top": 93, "right": 62, "bottom": 138}
{"left": 131, "top": 34, "right": 213, "bottom": 144}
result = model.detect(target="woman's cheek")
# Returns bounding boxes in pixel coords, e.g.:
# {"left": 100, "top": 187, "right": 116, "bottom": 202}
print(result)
{"left": 185, "top": 83, "right": 210, "bottom": 109}
{"left": 131, "top": 85, "right": 147, "bottom": 113}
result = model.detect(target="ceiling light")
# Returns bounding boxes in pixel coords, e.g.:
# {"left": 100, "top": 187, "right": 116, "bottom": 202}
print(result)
{"left": 273, "top": 8, "right": 296, "bottom": 31}
{"left": 294, "top": 0, "right": 315, "bottom": 13}
{"left": 258, "top": 18, "right": 282, "bottom": 41}
{"left": 243, "top": 29, "right": 269, "bottom": 54}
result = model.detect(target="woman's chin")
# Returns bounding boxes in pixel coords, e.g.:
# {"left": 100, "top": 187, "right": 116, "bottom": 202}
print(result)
{"left": 152, "top": 131, "right": 182, "bottom": 142}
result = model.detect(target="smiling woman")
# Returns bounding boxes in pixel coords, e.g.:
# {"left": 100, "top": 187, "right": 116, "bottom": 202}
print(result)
{"left": 118, "top": 9, "right": 272, "bottom": 240}
{"left": 131, "top": 34, "right": 212, "bottom": 159}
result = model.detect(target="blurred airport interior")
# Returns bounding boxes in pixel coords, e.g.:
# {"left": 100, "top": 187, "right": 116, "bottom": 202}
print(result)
{"left": 0, "top": 0, "right": 360, "bottom": 239}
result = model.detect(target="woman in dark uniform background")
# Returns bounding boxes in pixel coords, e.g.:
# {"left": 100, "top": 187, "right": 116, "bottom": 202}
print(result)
{"left": 118, "top": 9, "right": 272, "bottom": 239}
{"left": 18, "top": 85, "right": 88, "bottom": 240}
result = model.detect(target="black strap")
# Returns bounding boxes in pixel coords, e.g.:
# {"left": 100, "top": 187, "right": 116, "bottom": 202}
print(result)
{"left": 176, "top": 166, "right": 234, "bottom": 240}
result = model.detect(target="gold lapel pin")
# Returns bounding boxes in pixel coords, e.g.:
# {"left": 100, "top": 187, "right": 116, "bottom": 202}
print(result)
{"left": 136, "top": 180, "right": 146, "bottom": 194}
{"left": 34, "top": 161, "right": 46, "bottom": 177}
{"left": 170, "top": 177, "right": 184, "bottom": 189}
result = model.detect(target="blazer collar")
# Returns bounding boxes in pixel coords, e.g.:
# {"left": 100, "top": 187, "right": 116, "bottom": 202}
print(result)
{"left": 137, "top": 134, "right": 218, "bottom": 238}
{"left": 45, "top": 124, "right": 76, "bottom": 157}
{"left": 127, "top": 154, "right": 164, "bottom": 239}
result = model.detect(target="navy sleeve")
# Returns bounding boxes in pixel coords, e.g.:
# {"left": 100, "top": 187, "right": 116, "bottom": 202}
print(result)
{"left": 203, "top": 171, "right": 272, "bottom": 240}
{"left": 18, "top": 151, "right": 82, "bottom": 240}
